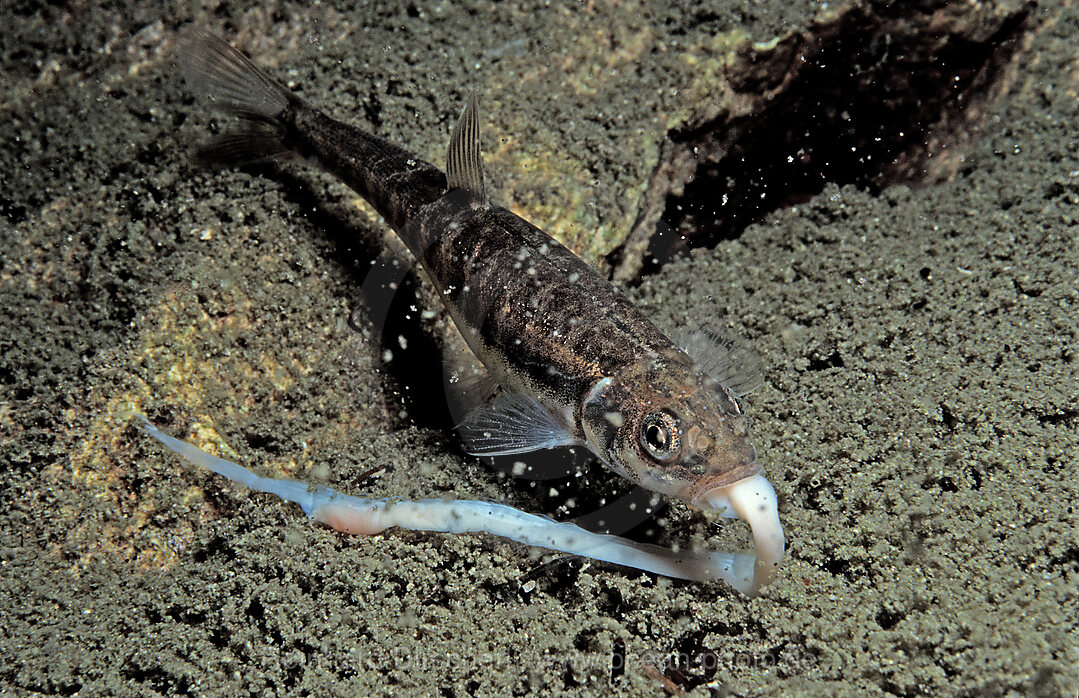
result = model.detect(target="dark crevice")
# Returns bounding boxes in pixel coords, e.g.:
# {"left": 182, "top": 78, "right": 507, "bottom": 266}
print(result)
{"left": 610, "top": 0, "right": 1036, "bottom": 283}
{"left": 806, "top": 349, "right": 844, "bottom": 372}
{"left": 941, "top": 403, "right": 959, "bottom": 430}
{"left": 1049, "top": 545, "right": 1079, "bottom": 572}
{"left": 610, "top": 639, "right": 626, "bottom": 683}
{"left": 1036, "top": 409, "right": 1078, "bottom": 425}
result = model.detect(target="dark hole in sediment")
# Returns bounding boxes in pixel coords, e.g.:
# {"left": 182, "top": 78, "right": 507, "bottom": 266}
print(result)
{"left": 609, "top": 1, "right": 1034, "bottom": 282}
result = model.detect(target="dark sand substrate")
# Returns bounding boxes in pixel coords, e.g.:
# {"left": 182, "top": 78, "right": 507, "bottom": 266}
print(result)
{"left": 1, "top": 1, "right": 1075, "bottom": 695}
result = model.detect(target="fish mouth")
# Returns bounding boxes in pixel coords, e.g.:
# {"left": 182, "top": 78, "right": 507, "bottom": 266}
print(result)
{"left": 683, "top": 458, "right": 762, "bottom": 506}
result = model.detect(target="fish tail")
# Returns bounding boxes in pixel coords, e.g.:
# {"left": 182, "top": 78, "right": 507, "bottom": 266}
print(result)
{"left": 178, "top": 29, "right": 299, "bottom": 166}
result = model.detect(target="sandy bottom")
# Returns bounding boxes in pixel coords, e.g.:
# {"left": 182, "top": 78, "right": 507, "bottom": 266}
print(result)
{"left": 1, "top": 1, "right": 1075, "bottom": 696}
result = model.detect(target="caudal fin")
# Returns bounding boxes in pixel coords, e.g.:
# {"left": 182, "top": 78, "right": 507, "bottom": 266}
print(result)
{"left": 178, "top": 29, "right": 298, "bottom": 165}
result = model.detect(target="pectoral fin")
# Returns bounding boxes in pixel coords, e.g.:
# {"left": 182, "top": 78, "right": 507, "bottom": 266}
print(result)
{"left": 457, "top": 392, "right": 579, "bottom": 455}
{"left": 677, "top": 326, "right": 763, "bottom": 396}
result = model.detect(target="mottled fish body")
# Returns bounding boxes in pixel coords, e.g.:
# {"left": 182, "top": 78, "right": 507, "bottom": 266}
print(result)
{"left": 178, "top": 32, "right": 785, "bottom": 593}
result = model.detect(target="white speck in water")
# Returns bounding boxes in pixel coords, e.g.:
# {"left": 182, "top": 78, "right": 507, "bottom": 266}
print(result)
{"left": 397, "top": 335, "right": 408, "bottom": 350}
{"left": 382, "top": 349, "right": 394, "bottom": 362}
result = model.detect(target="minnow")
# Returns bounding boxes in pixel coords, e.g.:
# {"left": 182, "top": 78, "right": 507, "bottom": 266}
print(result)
{"left": 148, "top": 31, "right": 784, "bottom": 595}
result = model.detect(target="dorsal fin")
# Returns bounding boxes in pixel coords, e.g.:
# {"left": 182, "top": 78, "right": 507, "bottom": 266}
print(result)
{"left": 676, "top": 325, "right": 764, "bottom": 396}
{"left": 446, "top": 91, "right": 486, "bottom": 199}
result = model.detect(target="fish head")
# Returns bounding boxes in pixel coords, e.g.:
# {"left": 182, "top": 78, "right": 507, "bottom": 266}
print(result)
{"left": 582, "top": 358, "right": 761, "bottom": 504}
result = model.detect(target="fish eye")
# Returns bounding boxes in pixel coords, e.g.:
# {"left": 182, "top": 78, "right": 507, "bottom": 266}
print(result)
{"left": 641, "top": 412, "right": 680, "bottom": 461}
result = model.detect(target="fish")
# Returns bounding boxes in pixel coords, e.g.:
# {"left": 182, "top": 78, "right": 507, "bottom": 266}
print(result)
{"left": 171, "top": 30, "right": 785, "bottom": 595}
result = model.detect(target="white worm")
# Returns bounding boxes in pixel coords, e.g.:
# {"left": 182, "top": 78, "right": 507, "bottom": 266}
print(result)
{"left": 137, "top": 415, "right": 778, "bottom": 595}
